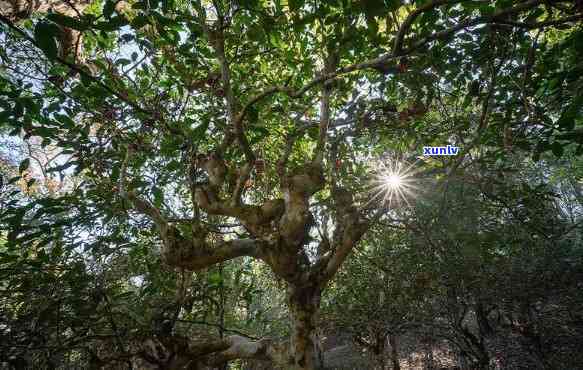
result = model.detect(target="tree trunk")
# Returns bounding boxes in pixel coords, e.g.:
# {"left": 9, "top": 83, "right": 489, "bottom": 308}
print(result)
{"left": 425, "top": 337, "right": 434, "bottom": 370}
{"left": 288, "top": 284, "right": 323, "bottom": 370}
{"left": 374, "top": 331, "right": 387, "bottom": 370}
{"left": 388, "top": 334, "right": 400, "bottom": 370}
{"left": 457, "top": 350, "right": 468, "bottom": 370}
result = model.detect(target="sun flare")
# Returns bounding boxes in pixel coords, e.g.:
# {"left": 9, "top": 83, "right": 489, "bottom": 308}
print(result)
{"left": 384, "top": 173, "right": 403, "bottom": 189}
{"left": 366, "top": 157, "right": 418, "bottom": 208}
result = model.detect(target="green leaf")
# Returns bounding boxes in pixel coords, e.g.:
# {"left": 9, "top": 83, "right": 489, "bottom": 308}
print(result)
{"left": 47, "top": 161, "right": 76, "bottom": 173}
{"left": 366, "top": 18, "right": 379, "bottom": 35}
{"left": 0, "top": 109, "right": 11, "bottom": 123}
{"left": 34, "top": 22, "right": 60, "bottom": 60}
{"left": 19, "top": 158, "right": 30, "bottom": 173}
{"left": 167, "top": 160, "right": 181, "bottom": 171}
{"left": 193, "top": 121, "right": 209, "bottom": 139}
{"left": 289, "top": 0, "right": 305, "bottom": 11}
{"left": 55, "top": 113, "right": 75, "bottom": 128}
{"left": 495, "top": 0, "right": 514, "bottom": 7}
{"left": 131, "top": 15, "right": 150, "bottom": 29}
{"left": 362, "top": 0, "right": 388, "bottom": 18}
{"left": 153, "top": 187, "right": 164, "bottom": 208}
{"left": 8, "top": 176, "right": 21, "bottom": 185}
{"left": 557, "top": 95, "right": 583, "bottom": 131}
{"left": 94, "top": 16, "right": 128, "bottom": 31}
{"left": 236, "top": 0, "right": 259, "bottom": 8}
{"left": 47, "top": 13, "right": 89, "bottom": 31}
{"left": 208, "top": 271, "right": 223, "bottom": 285}
{"left": 103, "top": 0, "right": 116, "bottom": 18}
{"left": 479, "top": 4, "right": 495, "bottom": 15}
{"left": 250, "top": 125, "right": 269, "bottom": 137}
{"left": 116, "top": 58, "right": 131, "bottom": 66}
{"left": 551, "top": 141, "right": 564, "bottom": 157}
{"left": 114, "top": 291, "right": 135, "bottom": 300}
{"left": 386, "top": 0, "right": 401, "bottom": 11}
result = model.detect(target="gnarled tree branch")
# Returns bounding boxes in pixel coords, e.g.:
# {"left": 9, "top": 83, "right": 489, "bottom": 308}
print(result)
{"left": 119, "top": 149, "right": 262, "bottom": 270}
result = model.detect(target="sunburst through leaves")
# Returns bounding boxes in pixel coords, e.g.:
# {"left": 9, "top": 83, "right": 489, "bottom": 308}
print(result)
{"left": 366, "top": 157, "right": 419, "bottom": 208}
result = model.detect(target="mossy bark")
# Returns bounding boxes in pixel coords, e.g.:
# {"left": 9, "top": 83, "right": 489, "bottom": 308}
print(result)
{"left": 288, "top": 284, "right": 323, "bottom": 370}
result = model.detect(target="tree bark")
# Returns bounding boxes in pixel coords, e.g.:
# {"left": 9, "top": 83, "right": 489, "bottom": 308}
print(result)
{"left": 288, "top": 284, "right": 324, "bottom": 370}
{"left": 389, "top": 334, "right": 400, "bottom": 370}
{"left": 425, "top": 336, "right": 434, "bottom": 370}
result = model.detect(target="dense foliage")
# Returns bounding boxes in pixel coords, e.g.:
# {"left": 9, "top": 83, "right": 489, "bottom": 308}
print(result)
{"left": 1, "top": 0, "right": 582, "bottom": 369}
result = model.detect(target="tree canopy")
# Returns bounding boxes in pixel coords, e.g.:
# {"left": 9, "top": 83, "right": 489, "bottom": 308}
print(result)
{"left": 1, "top": 0, "right": 582, "bottom": 369}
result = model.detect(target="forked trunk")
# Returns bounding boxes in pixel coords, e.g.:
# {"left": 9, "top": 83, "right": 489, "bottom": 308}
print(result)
{"left": 288, "top": 284, "right": 323, "bottom": 370}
